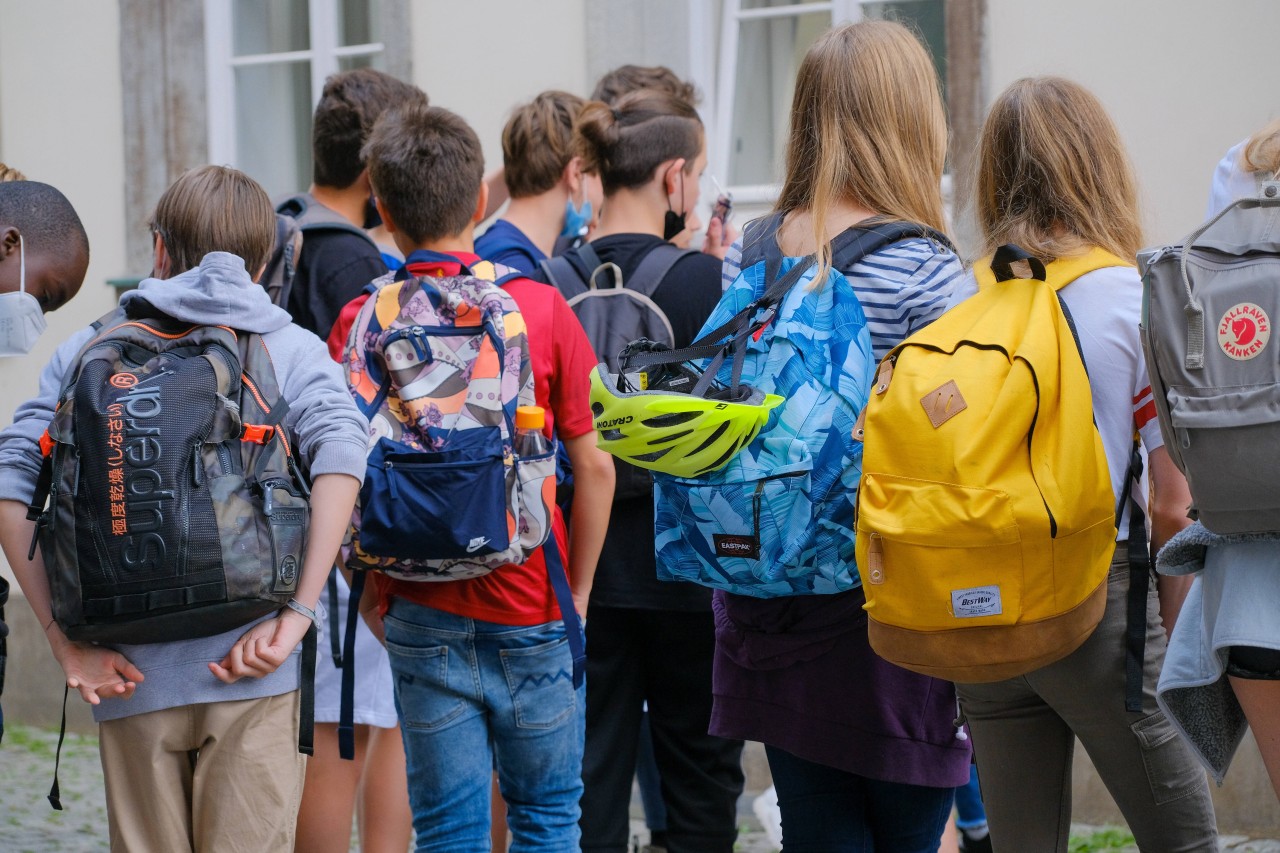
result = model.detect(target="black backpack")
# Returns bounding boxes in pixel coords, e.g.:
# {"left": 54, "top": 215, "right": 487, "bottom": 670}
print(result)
{"left": 261, "top": 193, "right": 379, "bottom": 309}
{"left": 541, "top": 242, "right": 695, "bottom": 501}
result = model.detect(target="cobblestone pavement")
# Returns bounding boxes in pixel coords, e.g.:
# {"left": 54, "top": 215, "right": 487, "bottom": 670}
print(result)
{"left": 1, "top": 724, "right": 1276, "bottom": 853}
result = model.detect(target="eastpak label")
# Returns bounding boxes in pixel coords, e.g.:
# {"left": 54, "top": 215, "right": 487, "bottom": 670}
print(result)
{"left": 714, "top": 534, "right": 759, "bottom": 559}
{"left": 951, "top": 585, "right": 1002, "bottom": 618}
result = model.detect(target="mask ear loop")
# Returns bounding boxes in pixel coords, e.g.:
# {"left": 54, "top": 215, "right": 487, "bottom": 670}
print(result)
{"left": 17, "top": 234, "right": 25, "bottom": 296}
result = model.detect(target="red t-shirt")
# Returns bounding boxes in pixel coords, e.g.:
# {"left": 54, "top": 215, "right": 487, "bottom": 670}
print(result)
{"left": 330, "top": 252, "right": 597, "bottom": 625}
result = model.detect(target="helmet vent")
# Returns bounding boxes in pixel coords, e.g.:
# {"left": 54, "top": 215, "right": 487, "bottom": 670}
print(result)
{"left": 642, "top": 411, "right": 698, "bottom": 428}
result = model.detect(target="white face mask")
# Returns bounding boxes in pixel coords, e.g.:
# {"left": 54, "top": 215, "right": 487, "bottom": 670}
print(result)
{"left": 0, "top": 235, "right": 48, "bottom": 357}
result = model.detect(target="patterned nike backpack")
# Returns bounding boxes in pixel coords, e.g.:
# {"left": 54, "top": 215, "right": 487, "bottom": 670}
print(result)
{"left": 651, "top": 217, "right": 946, "bottom": 597}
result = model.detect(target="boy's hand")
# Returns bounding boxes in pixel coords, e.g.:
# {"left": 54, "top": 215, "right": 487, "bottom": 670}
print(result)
{"left": 210, "top": 608, "right": 311, "bottom": 683}
{"left": 52, "top": 640, "right": 143, "bottom": 705}
{"left": 701, "top": 217, "right": 738, "bottom": 261}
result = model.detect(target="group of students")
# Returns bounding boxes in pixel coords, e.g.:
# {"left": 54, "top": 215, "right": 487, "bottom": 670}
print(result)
{"left": 0, "top": 16, "right": 1279, "bottom": 853}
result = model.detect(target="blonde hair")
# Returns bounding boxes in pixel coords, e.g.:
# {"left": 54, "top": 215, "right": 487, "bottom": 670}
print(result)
{"left": 775, "top": 21, "right": 949, "bottom": 276}
{"left": 0, "top": 163, "right": 25, "bottom": 182}
{"left": 151, "top": 165, "right": 275, "bottom": 277}
{"left": 1242, "top": 118, "right": 1280, "bottom": 177}
{"left": 974, "top": 76, "right": 1142, "bottom": 262}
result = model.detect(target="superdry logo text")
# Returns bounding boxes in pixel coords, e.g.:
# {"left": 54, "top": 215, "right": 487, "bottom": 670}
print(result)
{"left": 118, "top": 380, "right": 170, "bottom": 573}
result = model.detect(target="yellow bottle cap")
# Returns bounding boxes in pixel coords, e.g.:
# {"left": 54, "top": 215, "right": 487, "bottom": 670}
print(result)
{"left": 515, "top": 405, "right": 546, "bottom": 431}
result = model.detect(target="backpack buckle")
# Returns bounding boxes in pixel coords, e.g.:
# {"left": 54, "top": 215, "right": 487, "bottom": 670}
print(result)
{"left": 38, "top": 429, "right": 54, "bottom": 458}
{"left": 241, "top": 424, "right": 276, "bottom": 445}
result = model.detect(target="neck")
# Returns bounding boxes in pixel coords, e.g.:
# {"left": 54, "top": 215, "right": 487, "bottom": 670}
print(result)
{"left": 397, "top": 225, "right": 476, "bottom": 259}
{"left": 501, "top": 190, "right": 568, "bottom": 258}
{"left": 777, "top": 200, "right": 881, "bottom": 256}
{"left": 309, "top": 183, "right": 368, "bottom": 227}
{"left": 592, "top": 185, "right": 667, "bottom": 240}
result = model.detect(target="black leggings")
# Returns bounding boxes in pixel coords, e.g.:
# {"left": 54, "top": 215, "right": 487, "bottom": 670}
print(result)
{"left": 1227, "top": 645, "right": 1280, "bottom": 680}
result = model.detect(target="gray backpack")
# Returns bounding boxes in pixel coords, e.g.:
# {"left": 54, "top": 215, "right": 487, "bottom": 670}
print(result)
{"left": 261, "top": 193, "right": 379, "bottom": 309}
{"left": 1139, "top": 180, "right": 1280, "bottom": 534}
{"left": 541, "top": 242, "right": 694, "bottom": 499}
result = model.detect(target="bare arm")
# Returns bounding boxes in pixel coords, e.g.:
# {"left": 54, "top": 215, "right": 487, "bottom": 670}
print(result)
{"left": 1148, "top": 445, "right": 1194, "bottom": 638}
{"left": 0, "top": 500, "right": 145, "bottom": 704}
{"left": 563, "top": 432, "right": 614, "bottom": 618}
{"left": 212, "top": 472, "right": 361, "bottom": 682}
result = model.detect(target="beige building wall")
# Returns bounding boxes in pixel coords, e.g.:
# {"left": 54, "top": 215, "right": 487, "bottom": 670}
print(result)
{"left": 0, "top": 0, "right": 128, "bottom": 587}
{"left": 983, "top": 0, "right": 1280, "bottom": 247}
{"left": 408, "top": 0, "right": 589, "bottom": 178}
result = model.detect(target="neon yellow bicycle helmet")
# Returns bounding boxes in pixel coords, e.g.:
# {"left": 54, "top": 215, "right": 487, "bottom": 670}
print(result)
{"left": 588, "top": 340, "right": 782, "bottom": 478}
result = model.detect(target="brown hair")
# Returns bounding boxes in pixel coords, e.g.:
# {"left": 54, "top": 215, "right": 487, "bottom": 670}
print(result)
{"left": 974, "top": 76, "right": 1142, "bottom": 262}
{"left": 502, "top": 91, "right": 585, "bottom": 199}
{"left": 574, "top": 89, "right": 702, "bottom": 195}
{"left": 0, "top": 163, "right": 25, "bottom": 182}
{"left": 364, "top": 104, "right": 484, "bottom": 244}
{"left": 312, "top": 68, "right": 428, "bottom": 189}
{"left": 776, "top": 21, "right": 949, "bottom": 276}
{"left": 590, "top": 65, "right": 699, "bottom": 107}
{"left": 151, "top": 165, "right": 274, "bottom": 276}
{"left": 1242, "top": 118, "right": 1280, "bottom": 177}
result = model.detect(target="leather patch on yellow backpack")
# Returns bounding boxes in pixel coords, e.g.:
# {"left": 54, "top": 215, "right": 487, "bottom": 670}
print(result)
{"left": 920, "top": 379, "right": 967, "bottom": 428}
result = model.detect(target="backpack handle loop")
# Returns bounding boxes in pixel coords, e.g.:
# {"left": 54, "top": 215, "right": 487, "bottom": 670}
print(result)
{"left": 990, "top": 245, "right": 1047, "bottom": 283}
{"left": 587, "top": 262, "right": 624, "bottom": 291}
{"left": 1178, "top": 186, "right": 1280, "bottom": 370}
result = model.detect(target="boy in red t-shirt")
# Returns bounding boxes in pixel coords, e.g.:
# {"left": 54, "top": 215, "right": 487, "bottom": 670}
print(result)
{"left": 336, "top": 103, "right": 613, "bottom": 850}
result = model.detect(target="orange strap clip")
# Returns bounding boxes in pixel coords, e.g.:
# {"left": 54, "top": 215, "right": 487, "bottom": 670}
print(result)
{"left": 241, "top": 424, "right": 276, "bottom": 445}
{"left": 38, "top": 429, "right": 54, "bottom": 458}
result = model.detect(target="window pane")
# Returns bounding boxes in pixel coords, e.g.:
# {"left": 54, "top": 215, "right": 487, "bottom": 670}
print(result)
{"left": 338, "top": 0, "right": 381, "bottom": 46}
{"left": 233, "top": 0, "right": 310, "bottom": 56}
{"left": 741, "top": 0, "right": 809, "bottom": 8}
{"left": 728, "top": 11, "right": 828, "bottom": 186}
{"left": 861, "top": 1, "right": 946, "bottom": 103}
{"left": 234, "top": 61, "right": 313, "bottom": 198}
{"left": 338, "top": 53, "right": 386, "bottom": 73}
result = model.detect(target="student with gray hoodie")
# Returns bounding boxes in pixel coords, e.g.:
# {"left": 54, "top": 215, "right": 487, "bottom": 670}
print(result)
{"left": 0, "top": 165, "right": 368, "bottom": 852}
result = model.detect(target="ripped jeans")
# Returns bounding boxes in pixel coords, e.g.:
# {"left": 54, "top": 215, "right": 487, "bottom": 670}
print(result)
{"left": 958, "top": 550, "right": 1217, "bottom": 853}
{"left": 384, "top": 599, "right": 585, "bottom": 853}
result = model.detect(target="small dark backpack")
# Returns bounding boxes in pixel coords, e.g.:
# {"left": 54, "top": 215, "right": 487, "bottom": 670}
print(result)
{"left": 261, "top": 193, "right": 379, "bottom": 309}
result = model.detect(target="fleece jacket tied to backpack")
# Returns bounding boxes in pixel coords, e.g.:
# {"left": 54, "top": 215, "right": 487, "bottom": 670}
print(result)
{"left": 0, "top": 252, "right": 369, "bottom": 722}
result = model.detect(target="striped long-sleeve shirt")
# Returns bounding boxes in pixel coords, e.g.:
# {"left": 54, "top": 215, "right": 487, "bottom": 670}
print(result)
{"left": 721, "top": 234, "right": 966, "bottom": 361}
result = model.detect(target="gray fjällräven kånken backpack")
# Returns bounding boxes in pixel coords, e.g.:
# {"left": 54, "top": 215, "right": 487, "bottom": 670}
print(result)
{"left": 541, "top": 242, "right": 695, "bottom": 500}
{"left": 1140, "top": 179, "right": 1280, "bottom": 535}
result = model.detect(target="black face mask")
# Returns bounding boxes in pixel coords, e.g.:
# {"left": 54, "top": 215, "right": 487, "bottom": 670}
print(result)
{"left": 663, "top": 209, "right": 687, "bottom": 242}
{"left": 663, "top": 170, "right": 687, "bottom": 241}
{"left": 363, "top": 194, "right": 382, "bottom": 230}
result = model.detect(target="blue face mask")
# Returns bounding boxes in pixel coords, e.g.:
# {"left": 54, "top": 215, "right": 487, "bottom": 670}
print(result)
{"left": 562, "top": 195, "right": 593, "bottom": 239}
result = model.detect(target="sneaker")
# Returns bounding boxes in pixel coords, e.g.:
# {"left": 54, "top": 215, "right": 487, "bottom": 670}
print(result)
{"left": 959, "top": 828, "right": 993, "bottom": 853}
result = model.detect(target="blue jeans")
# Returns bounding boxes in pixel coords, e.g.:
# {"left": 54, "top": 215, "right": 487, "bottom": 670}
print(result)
{"left": 384, "top": 599, "right": 585, "bottom": 852}
{"left": 764, "top": 745, "right": 954, "bottom": 852}
{"left": 954, "top": 765, "right": 987, "bottom": 832}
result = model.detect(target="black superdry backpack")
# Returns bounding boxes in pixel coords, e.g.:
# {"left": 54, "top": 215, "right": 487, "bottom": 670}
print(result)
{"left": 28, "top": 304, "right": 311, "bottom": 645}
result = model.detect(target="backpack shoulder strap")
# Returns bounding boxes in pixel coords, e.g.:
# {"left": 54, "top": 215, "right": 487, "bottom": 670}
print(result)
{"left": 974, "top": 246, "right": 1131, "bottom": 291}
{"left": 276, "top": 194, "right": 375, "bottom": 247}
{"left": 541, "top": 255, "right": 589, "bottom": 299}
{"left": 627, "top": 243, "right": 698, "bottom": 299}
{"left": 738, "top": 213, "right": 786, "bottom": 271}
{"left": 828, "top": 221, "right": 954, "bottom": 272}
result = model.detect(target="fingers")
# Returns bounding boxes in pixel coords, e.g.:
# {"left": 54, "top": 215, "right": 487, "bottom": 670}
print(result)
{"left": 66, "top": 676, "right": 100, "bottom": 706}
{"left": 113, "top": 655, "right": 145, "bottom": 685}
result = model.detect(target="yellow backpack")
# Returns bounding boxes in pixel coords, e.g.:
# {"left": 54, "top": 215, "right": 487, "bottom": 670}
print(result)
{"left": 854, "top": 246, "right": 1128, "bottom": 682}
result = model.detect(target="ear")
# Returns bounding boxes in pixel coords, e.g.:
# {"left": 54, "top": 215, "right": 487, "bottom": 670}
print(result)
{"left": 472, "top": 181, "right": 490, "bottom": 224}
{"left": 662, "top": 158, "right": 687, "bottom": 197}
{"left": 354, "top": 168, "right": 372, "bottom": 193}
{"left": 374, "top": 197, "right": 398, "bottom": 235}
{"left": 563, "top": 157, "right": 584, "bottom": 195}
{"left": 151, "top": 231, "right": 171, "bottom": 280}
{"left": 0, "top": 227, "right": 19, "bottom": 260}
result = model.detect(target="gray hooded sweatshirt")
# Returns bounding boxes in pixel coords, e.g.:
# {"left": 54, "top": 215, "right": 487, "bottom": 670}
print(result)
{"left": 0, "top": 252, "right": 369, "bottom": 721}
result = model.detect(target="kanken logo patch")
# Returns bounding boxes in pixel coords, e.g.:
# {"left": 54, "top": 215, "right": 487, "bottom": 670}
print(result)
{"left": 951, "top": 585, "right": 1002, "bottom": 618}
{"left": 1218, "top": 303, "right": 1271, "bottom": 360}
{"left": 714, "top": 534, "right": 759, "bottom": 559}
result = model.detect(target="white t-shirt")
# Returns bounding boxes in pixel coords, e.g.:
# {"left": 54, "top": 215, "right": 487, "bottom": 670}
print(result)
{"left": 1206, "top": 139, "right": 1259, "bottom": 219}
{"left": 948, "top": 264, "right": 1161, "bottom": 538}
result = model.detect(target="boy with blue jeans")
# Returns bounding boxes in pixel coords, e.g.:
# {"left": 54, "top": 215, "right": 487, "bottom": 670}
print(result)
{"left": 339, "top": 104, "right": 613, "bottom": 850}
{"left": 0, "top": 165, "right": 368, "bottom": 851}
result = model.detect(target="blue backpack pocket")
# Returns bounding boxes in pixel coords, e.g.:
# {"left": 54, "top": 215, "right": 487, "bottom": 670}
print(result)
{"left": 359, "top": 429, "right": 510, "bottom": 560}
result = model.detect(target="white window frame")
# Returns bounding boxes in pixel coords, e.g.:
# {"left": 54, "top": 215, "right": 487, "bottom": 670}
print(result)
{"left": 204, "top": 0, "right": 386, "bottom": 170}
{"left": 692, "top": 0, "right": 952, "bottom": 209}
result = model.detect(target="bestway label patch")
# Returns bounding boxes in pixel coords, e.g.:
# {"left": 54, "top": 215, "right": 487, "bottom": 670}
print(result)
{"left": 952, "top": 585, "right": 1002, "bottom": 618}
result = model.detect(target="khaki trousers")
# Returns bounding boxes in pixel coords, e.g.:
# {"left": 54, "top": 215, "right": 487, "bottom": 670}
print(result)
{"left": 98, "top": 691, "right": 305, "bottom": 852}
{"left": 958, "top": 555, "right": 1217, "bottom": 853}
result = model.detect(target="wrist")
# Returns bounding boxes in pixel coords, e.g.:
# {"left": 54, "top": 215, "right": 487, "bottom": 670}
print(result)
{"left": 282, "top": 598, "right": 318, "bottom": 626}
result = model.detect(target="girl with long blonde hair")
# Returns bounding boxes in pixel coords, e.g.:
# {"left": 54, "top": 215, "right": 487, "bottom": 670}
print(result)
{"left": 709, "top": 20, "right": 971, "bottom": 851}
{"left": 952, "top": 76, "right": 1218, "bottom": 852}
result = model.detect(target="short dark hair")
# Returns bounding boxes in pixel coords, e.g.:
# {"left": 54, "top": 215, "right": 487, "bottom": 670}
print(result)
{"left": 364, "top": 105, "right": 485, "bottom": 244}
{"left": 502, "top": 90, "right": 584, "bottom": 199}
{"left": 312, "top": 69, "right": 428, "bottom": 189}
{"left": 151, "top": 166, "right": 275, "bottom": 276}
{"left": 575, "top": 90, "right": 703, "bottom": 194}
{"left": 590, "top": 65, "right": 699, "bottom": 107}
{"left": 0, "top": 180, "right": 89, "bottom": 258}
